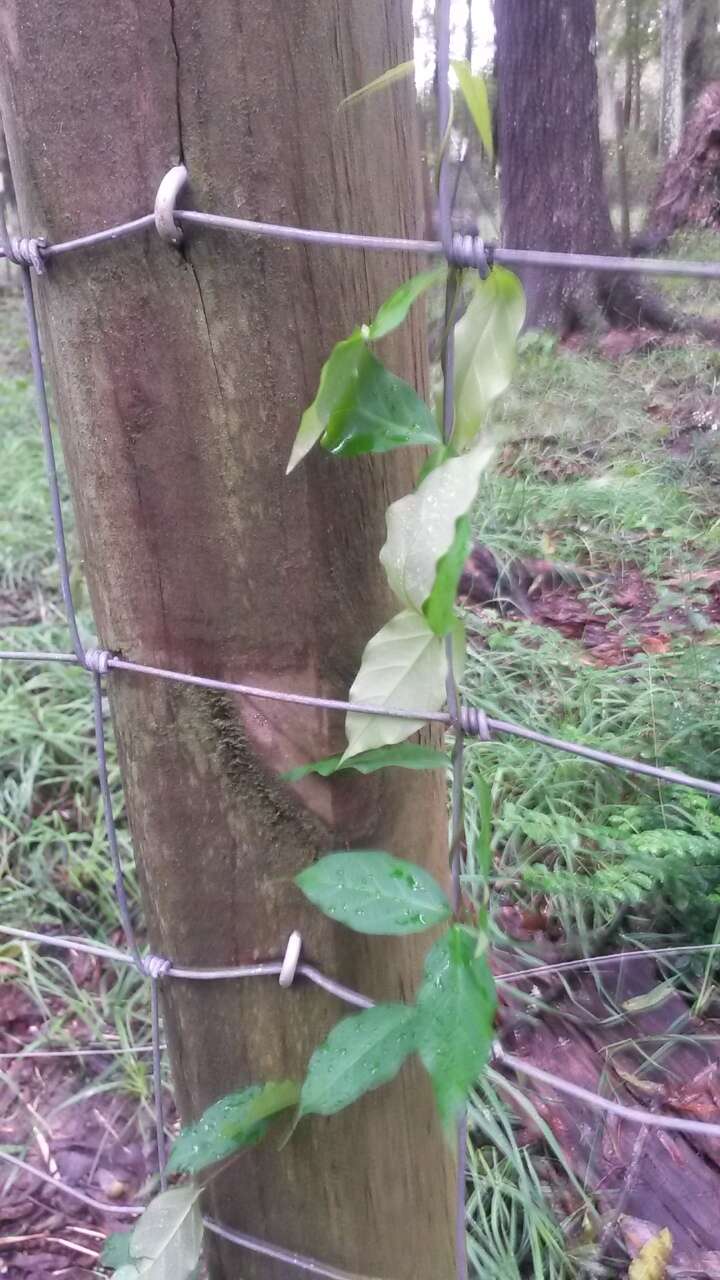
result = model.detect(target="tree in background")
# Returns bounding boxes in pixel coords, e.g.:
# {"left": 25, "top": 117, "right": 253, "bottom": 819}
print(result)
{"left": 495, "top": 0, "right": 635, "bottom": 329}
{"left": 494, "top": 0, "right": 713, "bottom": 334}
{"left": 660, "top": 0, "right": 685, "bottom": 154}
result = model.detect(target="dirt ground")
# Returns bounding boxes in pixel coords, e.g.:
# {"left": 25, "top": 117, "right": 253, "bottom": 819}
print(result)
{"left": 0, "top": 960, "right": 166, "bottom": 1278}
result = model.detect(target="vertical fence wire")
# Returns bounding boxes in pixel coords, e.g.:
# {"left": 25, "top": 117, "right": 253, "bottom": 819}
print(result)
{"left": 435, "top": 5, "right": 470, "bottom": 1275}
{"left": 19, "top": 266, "right": 85, "bottom": 662}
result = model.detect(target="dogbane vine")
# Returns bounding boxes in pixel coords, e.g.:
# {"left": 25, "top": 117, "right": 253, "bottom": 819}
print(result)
{"left": 103, "top": 92, "right": 525, "bottom": 1280}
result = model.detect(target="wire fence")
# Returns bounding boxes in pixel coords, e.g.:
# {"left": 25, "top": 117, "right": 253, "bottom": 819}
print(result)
{"left": 2, "top": 7, "right": 720, "bottom": 1277}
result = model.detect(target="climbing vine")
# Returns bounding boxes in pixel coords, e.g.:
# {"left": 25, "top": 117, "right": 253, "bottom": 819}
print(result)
{"left": 103, "top": 66, "right": 525, "bottom": 1280}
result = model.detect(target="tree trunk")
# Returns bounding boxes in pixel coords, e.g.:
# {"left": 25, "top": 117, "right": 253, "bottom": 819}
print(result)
{"left": 0, "top": 4, "right": 456, "bottom": 1279}
{"left": 495, "top": 0, "right": 619, "bottom": 329}
{"left": 495, "top": 0, "right": 682, "bottom": 334}
{"left": 624, "top": 0, "right": 640, "bottom": 131}
{"left": 683, "top": 0, "right": 718, "bottom": 109}
{"left": 661, "top": 0, "right": 685, "bottom": 156}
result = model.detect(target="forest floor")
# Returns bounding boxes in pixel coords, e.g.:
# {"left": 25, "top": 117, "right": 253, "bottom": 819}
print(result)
{"left": 2, "top": 231, "right": 720, "bottom": 1277}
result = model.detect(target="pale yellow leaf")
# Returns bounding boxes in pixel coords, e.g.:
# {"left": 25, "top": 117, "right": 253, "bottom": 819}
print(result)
{"left": 628, "top": 1228, "right": 672, "bottom": 1280}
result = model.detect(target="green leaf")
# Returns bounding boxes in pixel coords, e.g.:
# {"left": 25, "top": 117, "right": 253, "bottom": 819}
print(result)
{"left": 339, "top": 59, "right": 416, "bottom": 111}
{"left": 623, "top": 980, "right": 677, "bottom": 1013}
{"left": 102, "top": 1232, "right": 133, "bottom": 1269}
{"left": 296, "top": 850, "right": 451, "bottom": 935}
{"left": 450, "top": 617, "right": 467, "bottom": 687}
{"left": 281, "top": 754, "right": 347, "bottom": 781}
{"left": 320, "top": 347, "right": 441, "bottom": 458}
{"left": 450, "top": 267, "right": 526, "bottom": 451}
{"left": 418, "top": 442, "right": 457, "bottom": 484}
{"left": 368, "top": 267, "right": 447, "bottom": 342}
{"left": 379, "top": 441, "right": 494, "bottom": 627}
{"left": 416, "top": 925, "right": 496, "bottom": 1130}
{"left": 422, "top": 513, "right": 472, "bottom": 636}
{"left": 166, "top": 1081, "right": 299, "bottom": 1175}
{"left": 451, "top": 61, "right": 494, "bottom": 160}
{"left": 129, "top": 1184, "right": 203, "bottom": 1280}
{"left": 300, "top": 1003, "right": 418, "bottom": 1118}
{"left": 112, "top": 1268, "right": 142, "bottom": 1280}
{"left": 281, "top": 743, "right": 449, "bottom": 782}
{"left": 342, "top": 609, "right": 450, "bottom": 760}
{"left": 286, "top": 332, "right": 364, "bottom": 473}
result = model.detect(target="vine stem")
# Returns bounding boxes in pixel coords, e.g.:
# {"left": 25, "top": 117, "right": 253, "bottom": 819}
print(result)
{"left": 435, "top": 0, "right": 470, "bottom": 1260}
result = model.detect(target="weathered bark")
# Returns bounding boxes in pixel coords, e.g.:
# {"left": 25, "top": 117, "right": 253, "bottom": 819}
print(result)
{"left": 0, "top": 4, "right": 455, "bottom": 1279}
{"left": 660, "top": 0, "right": 685, "bottom": 157}
{"left": 647, "top": 80, "right": 720, "bottom": 239}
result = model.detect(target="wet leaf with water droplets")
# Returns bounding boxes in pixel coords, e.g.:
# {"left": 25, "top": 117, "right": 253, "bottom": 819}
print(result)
{"left": 320, "top": 347, "right": 441, "bottom": 458}
{"left": 166, "top": 1081, "right": 299, "bottom": 1175}
{"left": 416, "top": 925, "right": 496, "bottom": 1131}
{"left": 286, "top": 332, "right": 365, "bottom": 473}
{"left": 380, "top": 441, "right": 494, "bottom": 632}
{"left": 300, "top": 1003, "right": 418, "bottom": 1118}
{"left": 296, "top": 850, "right": 451, "bottom": 935}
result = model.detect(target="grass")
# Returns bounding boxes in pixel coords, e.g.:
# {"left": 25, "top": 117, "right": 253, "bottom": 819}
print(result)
{"left": 462, "top": 230, "right": 720, "bottom": 940}
{"left": 0, "top": 292, "right": 151, "bottom": 1113}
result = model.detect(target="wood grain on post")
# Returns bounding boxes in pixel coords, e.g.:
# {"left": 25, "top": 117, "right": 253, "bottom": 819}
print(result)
{"left": 0, "top": 3, "right": 455, "bottom": 1276}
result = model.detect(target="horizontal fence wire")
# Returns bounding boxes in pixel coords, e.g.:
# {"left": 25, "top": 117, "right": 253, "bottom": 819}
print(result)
{"left": 4, "top": 648, "right": 720, "bottom": 799}
{"left": 5, "top": 204, "right": 720, "bottom": 281}
{"left": 4, "top": 919, "right": 720, "bottom": 989}
{"left": 2, "top": 47, "right": 720, "bottom": 1276}
{"left": 0, "top": 1045, "right": 161, "bottom": 1060}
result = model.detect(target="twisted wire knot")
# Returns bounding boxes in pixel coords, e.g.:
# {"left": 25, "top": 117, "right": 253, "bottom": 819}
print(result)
{"left": 448, "top": 233, "right": 494, "bottom": 279}
{"left": 143, "top": 953, "right": 172, "bottom": 980}
{"left": 84, "top": 648, "right": 112, "bottom": 675}
{"left": 458, "top": 704, "right": 492, "bottom": 741}
{"left": 9, "top": 236, "right": 48, "bottom": 275}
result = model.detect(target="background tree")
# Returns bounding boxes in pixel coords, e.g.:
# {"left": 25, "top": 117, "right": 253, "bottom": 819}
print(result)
{"left": 683, "top": 0, "right": 720, "bottom": 107}
{"left": 660, "top": 0, "right": 685, "bottom": 154}
{"left": 493, "top": 0, "right": 706, "bottom": 332}
{"left": 0, "top": 2, "right": 456, "bottom": 1277}
{"left": 495, "top": 0, "right": 632, "bottom": 329}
